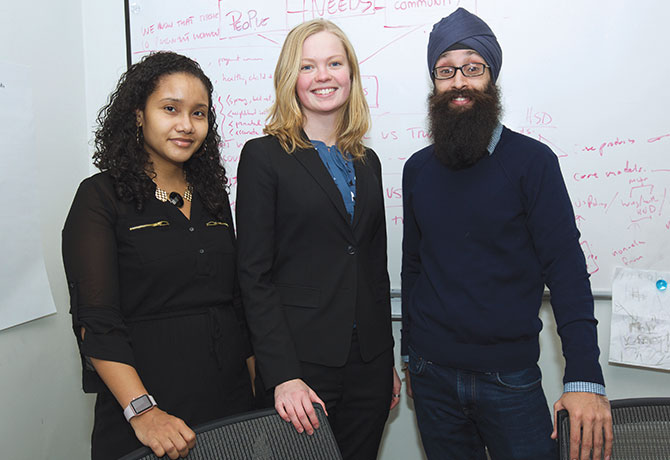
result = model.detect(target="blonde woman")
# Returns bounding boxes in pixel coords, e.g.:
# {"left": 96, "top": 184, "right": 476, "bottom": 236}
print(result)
{"left": 236, "top": 19, "right": 401, "bottom": 460}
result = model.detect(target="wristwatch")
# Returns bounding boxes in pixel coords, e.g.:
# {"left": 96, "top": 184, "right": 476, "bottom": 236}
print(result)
{"left": 123, "top": 394, "right": 157, "bottom": 422}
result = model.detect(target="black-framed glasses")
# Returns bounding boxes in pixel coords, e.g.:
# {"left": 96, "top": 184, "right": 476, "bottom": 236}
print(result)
{"left": 432, "top": 63, "right": 490, "bottom": 80}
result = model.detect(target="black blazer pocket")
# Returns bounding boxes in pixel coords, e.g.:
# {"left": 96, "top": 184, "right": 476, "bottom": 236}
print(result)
{"left": 276, "top": 284, "right": 320, "bottom": 308}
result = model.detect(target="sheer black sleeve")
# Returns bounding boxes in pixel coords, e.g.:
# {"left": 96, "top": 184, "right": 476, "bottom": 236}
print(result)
{"left": 62, "top": 174, "right": 135, "bottom": 392}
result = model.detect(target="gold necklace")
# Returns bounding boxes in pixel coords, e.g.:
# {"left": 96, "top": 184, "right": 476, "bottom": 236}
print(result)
{"left": 154, "top": 184, "right": 193, "bottom": 203}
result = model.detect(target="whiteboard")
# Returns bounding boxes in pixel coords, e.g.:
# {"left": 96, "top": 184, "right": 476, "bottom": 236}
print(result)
{"left": 126, "top": 0, "right": 670, "bottom": 294}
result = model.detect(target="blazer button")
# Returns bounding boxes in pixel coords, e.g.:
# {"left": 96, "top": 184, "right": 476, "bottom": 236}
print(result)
{"left": 347, "top": 245, "right": 356, "bottom": 255}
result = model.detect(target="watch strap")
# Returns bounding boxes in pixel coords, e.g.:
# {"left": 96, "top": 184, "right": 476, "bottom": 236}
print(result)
{"left": 123, "top": 394, "right": 157, "bottom": 422}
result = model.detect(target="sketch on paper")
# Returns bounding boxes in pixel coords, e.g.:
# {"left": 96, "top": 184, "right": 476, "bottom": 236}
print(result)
{"left": 609, "top": 267, "right": 670, "bottom": 371}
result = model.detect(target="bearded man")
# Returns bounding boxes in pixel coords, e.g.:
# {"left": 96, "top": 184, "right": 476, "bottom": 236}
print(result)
{"left": 400, "top": 8, "right": 613, "bottom": 460}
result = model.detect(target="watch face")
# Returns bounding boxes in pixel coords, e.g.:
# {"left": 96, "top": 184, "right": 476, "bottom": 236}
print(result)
{"left": 131, "top": 395, "right": 153, "bottom": 414}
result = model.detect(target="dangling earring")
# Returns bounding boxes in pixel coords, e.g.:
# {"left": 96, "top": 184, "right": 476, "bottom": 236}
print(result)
{"left": 136, "top": 124, "right": 142, "bottom": 145}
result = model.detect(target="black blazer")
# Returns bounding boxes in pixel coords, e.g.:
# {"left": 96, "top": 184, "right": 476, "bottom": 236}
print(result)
{"left": 236, "top": 135, "right": 393, "bottom": 389}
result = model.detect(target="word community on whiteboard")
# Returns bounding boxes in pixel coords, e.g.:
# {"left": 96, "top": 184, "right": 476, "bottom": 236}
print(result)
{"left": 610, "top": 268, "right": 670, "bottom": 371}
{"left": 126, "top": 0, "right": 670, "bottom": 293}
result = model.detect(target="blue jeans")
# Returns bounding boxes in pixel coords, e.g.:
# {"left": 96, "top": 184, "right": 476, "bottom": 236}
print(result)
{"left": 409, "top": 347, "right": 558, "bottom": 460}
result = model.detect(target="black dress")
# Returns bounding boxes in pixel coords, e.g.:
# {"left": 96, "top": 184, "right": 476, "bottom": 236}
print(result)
{"left": 62, "top": 172, "right": 253, "bottom": 460}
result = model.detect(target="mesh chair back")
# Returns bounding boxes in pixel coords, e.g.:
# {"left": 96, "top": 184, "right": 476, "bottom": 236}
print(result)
{"left": 120, "top": 404, "right": 342, "bottom": 460}
{"left": 558, "top": 397, "right": 670, "bottom": 460}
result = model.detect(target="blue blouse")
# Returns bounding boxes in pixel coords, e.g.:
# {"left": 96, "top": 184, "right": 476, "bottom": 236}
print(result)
{"left": 311, "top": 140, "right": 356, "bottom": 222}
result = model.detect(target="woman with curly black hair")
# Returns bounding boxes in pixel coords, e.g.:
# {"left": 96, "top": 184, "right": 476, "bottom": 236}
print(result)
{"left": 62, "top": 51, "right": 254, "bottom": 460}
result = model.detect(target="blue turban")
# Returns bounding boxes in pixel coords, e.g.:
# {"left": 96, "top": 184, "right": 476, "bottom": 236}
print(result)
{"left": 427, "top": 8, "right": 502, "bottom": 82}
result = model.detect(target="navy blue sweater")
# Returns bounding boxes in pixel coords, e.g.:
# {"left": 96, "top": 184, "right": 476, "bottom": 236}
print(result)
{"left": 401, "top": 127, "right": 604, "bottom": 385}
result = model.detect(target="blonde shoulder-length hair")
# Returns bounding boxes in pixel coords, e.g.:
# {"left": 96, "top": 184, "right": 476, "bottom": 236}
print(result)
{"left": 264, "top": 19, "right": 370, "bottom": 159}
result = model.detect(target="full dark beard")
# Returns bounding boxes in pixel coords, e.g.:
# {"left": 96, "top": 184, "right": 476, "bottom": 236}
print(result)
{"left": 428, "top": 83, "right": 502, "bottom": 170}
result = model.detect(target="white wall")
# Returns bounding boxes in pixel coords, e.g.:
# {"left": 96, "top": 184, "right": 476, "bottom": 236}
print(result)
{"left": 0, "top": 1, "right": 93, "bottom": 459}
{"left": 81, "top": 0, "right": 128, "bottom": 168}
{"left": 0, "top": 2, "right": 667, "bottom": 460}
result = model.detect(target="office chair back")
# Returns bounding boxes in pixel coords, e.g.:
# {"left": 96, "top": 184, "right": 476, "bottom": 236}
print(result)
{"left": 558, "top": 397, "right": 670, "bottom": 460}
{"left": 120, "top": 404, "right": 342, "bottom": 460}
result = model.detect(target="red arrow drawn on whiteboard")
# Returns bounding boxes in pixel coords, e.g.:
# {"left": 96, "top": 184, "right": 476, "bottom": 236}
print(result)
{"left": 605, "top": 192, "right": 619, "bottom": 214}
{"left": 256, "top": 34, "right": 279, "bottom": 45}
{"left": 537, "top": 134, "right": 568, "bottom": 158}
{"left": 359, "top": 25, "right": 423, "bottom": 65}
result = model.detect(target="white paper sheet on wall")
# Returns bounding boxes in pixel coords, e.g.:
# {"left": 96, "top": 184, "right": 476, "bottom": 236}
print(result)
{"left": 609, "top": 267, "right": 670, "bottom": 370}
{"left": 0, "top": 61, "right": 57, "bottom": 331}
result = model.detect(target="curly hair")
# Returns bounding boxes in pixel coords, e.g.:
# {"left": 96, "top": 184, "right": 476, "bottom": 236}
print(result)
{"left": 93, "top": 51, "right": 229, "bottom": 220}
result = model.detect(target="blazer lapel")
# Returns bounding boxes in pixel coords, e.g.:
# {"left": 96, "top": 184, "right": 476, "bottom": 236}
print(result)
{"left": 292, "top": 146, "right": 351, "bottom": 225}
{"left": 352, "top": 158, "right": 369, "bottom": 230}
